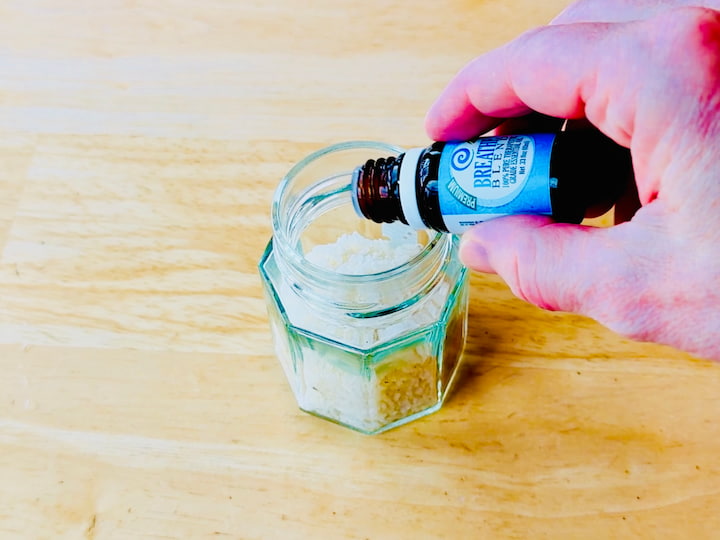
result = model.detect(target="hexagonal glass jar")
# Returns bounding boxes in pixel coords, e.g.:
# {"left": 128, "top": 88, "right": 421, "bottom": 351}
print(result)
{"left": 259, "top": 141, "right": 468, "bottom": 434}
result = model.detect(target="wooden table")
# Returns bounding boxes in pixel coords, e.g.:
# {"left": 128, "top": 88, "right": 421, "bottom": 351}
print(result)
{"left": 1, "top": 1, "right": 718, "bottom": 538}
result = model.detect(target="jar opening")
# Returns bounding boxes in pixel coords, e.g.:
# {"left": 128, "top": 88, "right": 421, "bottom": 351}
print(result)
{"left": 270, "top": 141, "right": 451, "bottom": 315}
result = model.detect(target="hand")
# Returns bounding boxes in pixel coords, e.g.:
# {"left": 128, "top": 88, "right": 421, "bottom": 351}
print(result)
{"left": 552, "top": 0, "right": 720, "bottom": 24}
{"left": 424, "top": 3, "right": 720, "bottom": 360}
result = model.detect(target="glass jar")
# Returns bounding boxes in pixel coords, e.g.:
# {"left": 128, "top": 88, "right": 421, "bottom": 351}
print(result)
{"left": 258, "top": 141, "right": 469, "bottom": 434}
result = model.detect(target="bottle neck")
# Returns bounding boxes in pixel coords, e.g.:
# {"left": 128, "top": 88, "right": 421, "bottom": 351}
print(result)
{"left": 351, "top": 143, "right": 448, "bottom": 232}
{"left": 351, "top": 155, "right": 406, "bottom": 224}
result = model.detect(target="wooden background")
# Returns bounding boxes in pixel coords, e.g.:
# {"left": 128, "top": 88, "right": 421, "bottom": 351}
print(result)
{"left": 1, "top": 1, "right": 718, "bottom": 538}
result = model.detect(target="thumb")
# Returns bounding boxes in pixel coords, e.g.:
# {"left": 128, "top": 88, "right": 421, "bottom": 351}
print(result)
{"left": 459, "top": 215, "right": 624, "bottom": 315}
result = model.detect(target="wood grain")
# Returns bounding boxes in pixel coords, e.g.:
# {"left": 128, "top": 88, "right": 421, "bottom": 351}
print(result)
{"left": 1, "top": 1, "right": 718, "bottom": 538}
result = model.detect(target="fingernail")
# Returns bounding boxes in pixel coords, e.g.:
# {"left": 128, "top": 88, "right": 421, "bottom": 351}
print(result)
{"left": 459, "top": 233, "right": 493, "bottom": 273}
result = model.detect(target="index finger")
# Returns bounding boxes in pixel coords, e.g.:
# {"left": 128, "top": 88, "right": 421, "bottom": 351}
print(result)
{"left": 424, "top": 20, "right": 633, "bottom": 145}
{"left": 425, "top": 7, "right": 720, "bottom": 206}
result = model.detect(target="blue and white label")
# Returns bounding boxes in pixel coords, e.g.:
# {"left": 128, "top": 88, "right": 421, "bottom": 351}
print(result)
{"left": 438, "top": 134, "right": 555, "bottom": 233}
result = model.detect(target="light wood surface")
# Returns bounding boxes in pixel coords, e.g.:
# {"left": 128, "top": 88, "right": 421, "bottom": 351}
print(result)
{"left": 1, "top": 1, "right": 718, "bottom": 538}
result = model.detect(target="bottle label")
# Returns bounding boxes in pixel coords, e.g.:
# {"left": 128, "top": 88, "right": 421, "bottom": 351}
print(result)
{"left": 437, "top": 134, "right": 555, "bottom": 233}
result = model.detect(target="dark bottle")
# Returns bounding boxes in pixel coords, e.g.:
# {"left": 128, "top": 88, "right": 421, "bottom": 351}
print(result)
{"left": 351, "top": 130, "right": 632, "bottom": 233}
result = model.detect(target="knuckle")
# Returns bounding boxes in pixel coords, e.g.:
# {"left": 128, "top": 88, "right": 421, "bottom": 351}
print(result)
{"left": 666, "top": 6, "right": 720, "bottom": 40}
{"left": 492, "top": 228, "right": 544, "bottom": 308}
{"left": 652, "top": 7, "right": 720, "bottom": 72}
{"left": 509, "top": 244, "right": 542, "bottom": 307}
{"left": 507, "top": 225, "right": 583, "bottom": 312}
{"left": 508, "top": 228, "right": 548, "bottom": 307}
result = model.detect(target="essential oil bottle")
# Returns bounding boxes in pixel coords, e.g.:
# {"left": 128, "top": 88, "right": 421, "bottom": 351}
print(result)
{"left": 351, "top": 130, "right": 632, "bottom": 233}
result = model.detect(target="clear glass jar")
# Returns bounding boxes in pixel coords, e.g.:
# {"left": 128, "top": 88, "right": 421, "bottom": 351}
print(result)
{"left": 258, "top": 141, "right": 469, "bottom": 434}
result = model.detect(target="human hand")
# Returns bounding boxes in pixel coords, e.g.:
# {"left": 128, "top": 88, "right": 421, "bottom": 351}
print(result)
{"left": 424, "top": 4, "right": 720, "bottom": 360}
{"left": 552, "top": 0, "right": 720, "bottom": 24}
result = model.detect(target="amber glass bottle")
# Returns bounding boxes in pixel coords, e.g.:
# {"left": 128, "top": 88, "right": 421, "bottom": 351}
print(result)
{"left": 351, "top": 130, "right": 632, "bottom": 233}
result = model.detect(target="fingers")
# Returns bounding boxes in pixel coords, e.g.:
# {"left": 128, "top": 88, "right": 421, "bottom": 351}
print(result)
{"left": 425, "top": 7, "right": 720, "bottom": 205}
{"left": 459, "top": 216, "right": 618, "bottom": 314}
{"left": 551, "top": 0, "right": 720, "bottom": 24}
{"left": 425, "top": 20, "right": 633, "bottom": 145}
{"left": 433, "top": 4, "right": 720, "bottom": 360}
{"left": 458, "top": 211, "right": 720, "bottom": 360}
{"left": 425, "top": 7, "right": 720, "bottom": 145}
